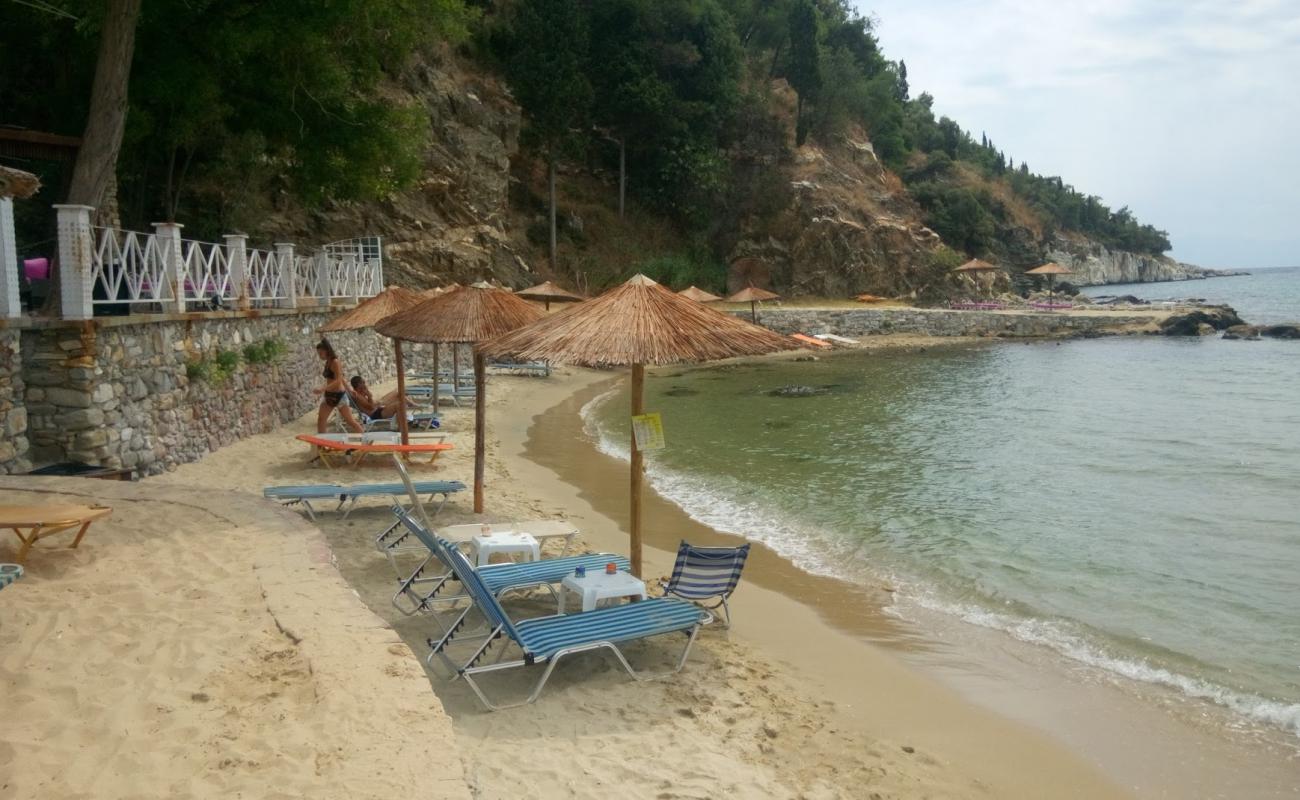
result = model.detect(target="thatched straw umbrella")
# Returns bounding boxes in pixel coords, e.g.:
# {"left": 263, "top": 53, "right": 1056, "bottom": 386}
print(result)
{"left": 1025, "top": 262, "right": 1073, "bottom": 307}
{"left": 0, "top": 166, "right": 41, "bottom": 199}
{"left": 516, "top": 280, "right": 584, "bottom": 311}
{"left": 375, "top": 285, "right": 544, "bottom": 512}
{"left": 481, "top": 274, "right": 802, "bottom": 576}
{"left": 319, "top": 286, "right": 423, "bottom": 332}
{"left": 953, "top": 258, "right": 1002, "bottom": 296}
{"left": 727, "top": 285, "right": 781, "bottom": 324}
{"left": 678, "top": 285, "right": 723, "bottom": 303}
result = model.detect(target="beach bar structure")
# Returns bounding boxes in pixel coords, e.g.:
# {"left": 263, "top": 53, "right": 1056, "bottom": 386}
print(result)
{"left": 376, "top": 284, "right": 543, "bottom": 513}
{"left": 482, "top": 274, "right": 801, "bottom": 576}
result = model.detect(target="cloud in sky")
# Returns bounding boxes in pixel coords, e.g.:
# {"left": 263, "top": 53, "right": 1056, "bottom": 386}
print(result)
{"left": 860, "top": 0, "right": 1300, "bottom": 267}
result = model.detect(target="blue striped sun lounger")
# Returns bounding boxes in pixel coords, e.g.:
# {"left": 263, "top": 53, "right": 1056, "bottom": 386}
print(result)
{"left": 387, "top": 505, "right": 627, "bottom": 617}
{"left": 390, "top": 507, "right": 710, "bottom": 710}
{"left": 0, "top": 563, "right": 24, "bottom": 590}
{"left": 263, "top": 480, "right": 465, "bottom": 520}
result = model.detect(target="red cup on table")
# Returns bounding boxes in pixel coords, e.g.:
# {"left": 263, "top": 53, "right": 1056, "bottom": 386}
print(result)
{"left": 605, "top": 562, "right": 617, "bottom": 575}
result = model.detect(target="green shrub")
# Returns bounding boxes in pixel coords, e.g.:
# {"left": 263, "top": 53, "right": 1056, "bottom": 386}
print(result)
{"left": 631, "top": 253, "right": 726, "bottom": 293}
{"left": 243, "top": 337, "right": 286, "bottom": 365}
{"left": 185, "top": 359, "right": 211, "bottom": 383}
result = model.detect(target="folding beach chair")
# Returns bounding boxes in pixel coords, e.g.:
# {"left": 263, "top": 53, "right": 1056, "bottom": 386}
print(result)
{"left": 263, "top": 480, "right": 464, "bottom": 520}
{"left": 0, "top": 563, "right": 23, "bottom": 590}
{"left": 388, "top": 507, "right": 710, "bottom": 710}
{"left": 387, "top": 505, "right": 627, "bottom": 617}
{"left": 659, "top": 541, "right": 751, "bottom": 627}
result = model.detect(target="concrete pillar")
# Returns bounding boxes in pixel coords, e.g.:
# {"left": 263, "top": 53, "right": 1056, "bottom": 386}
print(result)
{"left": 275, "top": 242, "right": 297, "bottom": 309}
{"left": 54, "top": 204, "right": 95, "bottom": 320}
{"left": 0, "top": 198, "right": 20, "bottom": 318}
{"left": 153, "top": 221, "right": 186, "bottom": 313}
{"left": 224, "top": 233, "right": 249, "bottom": 310}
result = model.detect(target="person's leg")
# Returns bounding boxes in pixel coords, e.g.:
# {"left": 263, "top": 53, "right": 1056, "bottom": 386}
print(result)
{"left": 316, "top": 402, "right": 331, "bottom": 433}
{"left": 338, "top": 405, "right": 363, "bottom": 433}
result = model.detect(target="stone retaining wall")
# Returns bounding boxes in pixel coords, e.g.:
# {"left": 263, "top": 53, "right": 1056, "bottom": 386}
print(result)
{"left": 16, "top": 311, "right": 401, "bottom": 476}
{"left": 0, "top": 329, "right": 31, "bottom": 473}
{"left": 746, "top": 307, "right": 1157, "bottom": 338}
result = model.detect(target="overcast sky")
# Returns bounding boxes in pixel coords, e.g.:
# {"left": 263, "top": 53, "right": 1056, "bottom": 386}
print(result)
{"left": 860, "top": 0, "right": 1300, "bottom": 268}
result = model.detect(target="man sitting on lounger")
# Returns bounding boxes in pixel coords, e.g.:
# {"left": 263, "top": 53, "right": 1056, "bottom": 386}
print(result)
{"left": 348, "top": 376, "right": 403, "bottom": 420}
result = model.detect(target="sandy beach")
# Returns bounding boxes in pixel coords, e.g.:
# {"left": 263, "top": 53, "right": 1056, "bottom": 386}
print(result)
{"left": 3, "top": 350, "right": 1294, "bottom": 798}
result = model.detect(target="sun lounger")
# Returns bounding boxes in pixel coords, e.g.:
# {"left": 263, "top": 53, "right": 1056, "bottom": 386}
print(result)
{"left": 387, "top": 505, "right": 628, "bottom": 616}
{"left": 792, "top": 333, "right": 832, "bottom": 348}
{"left": 389, "top": 507, "right": 710, "bottom": 710}
{"left": 0, "top": 503, "right": 113, "bottom": 564}
{"left": 263, "top": 479, "right": 465, "bottom": 520}
{"left": 487, "top": 361, "right": 551, "bottom": 377}
{"left": 659, "top": 541, "right": 751, "bottom": 627}
{"left": 0, "top": 563, "right": 24, "bottom": 590}
{"left": 813, "top": 333, "right": 858, "bottom": 345}
{"left": 296, "top": 432, "right": 453, "bottom": 467}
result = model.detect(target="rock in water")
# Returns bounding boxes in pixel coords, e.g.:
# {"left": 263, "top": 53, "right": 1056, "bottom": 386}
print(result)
{"left": 1260, "top": 323, "right": 1300, "bottom": 340}
{"left": 1158, "top": 306, "right": 1246, "bottom": 336}
{"left": 1222, "top": 325, "right": 1261, "bottom": 341}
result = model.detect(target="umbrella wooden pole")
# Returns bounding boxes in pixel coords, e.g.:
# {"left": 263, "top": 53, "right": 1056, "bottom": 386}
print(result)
{"left": 474, "top": 350, "right": 486, "bottom": 513}
{"left": 431, "top": 345, "right": 440, "bottom": 412}
{"left": 394, "top": 340, "right": 410, "bottom": 447}
{"left": 453, "top": 346, "right": 460, "bottom": 388}
{"left": 750, "top": 301, "right": 758, "bottom": 324}
{"left": 629, "top": 363, "right": 645, "bottom": 577}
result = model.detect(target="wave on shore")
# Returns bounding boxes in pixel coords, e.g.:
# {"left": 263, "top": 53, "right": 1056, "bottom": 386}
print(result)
{"left": 580, "top": 387, "right": 1300, "bottom": 741}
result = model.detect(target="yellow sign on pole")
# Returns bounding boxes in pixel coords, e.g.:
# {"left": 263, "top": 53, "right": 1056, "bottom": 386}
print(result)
{"left": 631, "top": 412, "right": 666, "bottom": 451}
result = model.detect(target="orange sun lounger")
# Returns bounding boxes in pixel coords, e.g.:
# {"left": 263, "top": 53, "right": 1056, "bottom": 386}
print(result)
{"left": 0, "top": 504, "right": 113, "bottom": 564}
{"left": 791, "top": 333, "right": 832, "bottom": 348}
{"left": 296, "top": 433, "right": 454, "bottom": 468}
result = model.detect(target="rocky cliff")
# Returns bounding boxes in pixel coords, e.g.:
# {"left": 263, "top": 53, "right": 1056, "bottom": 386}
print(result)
{"left": 1046, "top": 236, "right": 1213, "bottom": 286}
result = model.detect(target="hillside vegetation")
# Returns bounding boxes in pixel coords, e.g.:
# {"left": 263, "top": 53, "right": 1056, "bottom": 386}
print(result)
{"left": 2, "top": 0, "right": 1173, "bottom": 298}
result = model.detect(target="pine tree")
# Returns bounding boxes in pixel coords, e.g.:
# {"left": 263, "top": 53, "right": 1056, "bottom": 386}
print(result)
{"left": 787, "top": 0, "right": 820, "bottom": 146}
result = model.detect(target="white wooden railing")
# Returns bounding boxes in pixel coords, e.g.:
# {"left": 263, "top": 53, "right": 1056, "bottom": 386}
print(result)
{"left": 47, "top": 205, "right": 382, "bottom": 319}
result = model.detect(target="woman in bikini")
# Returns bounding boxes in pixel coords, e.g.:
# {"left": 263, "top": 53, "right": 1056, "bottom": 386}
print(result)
{"left": 314, "top": 338, "right": 362, "bottom": 433}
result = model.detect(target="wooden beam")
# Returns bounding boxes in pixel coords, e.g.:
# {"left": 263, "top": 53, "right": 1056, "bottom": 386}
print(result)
{"left": 629, "top": 362, "right": 645, "bottom": 577}
{"left": 473, "top": 349, "right": 487, "bottom": 513}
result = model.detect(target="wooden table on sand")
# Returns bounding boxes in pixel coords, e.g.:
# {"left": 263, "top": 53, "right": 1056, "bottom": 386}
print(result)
{"left": 0, "top": 504, "right": 113, "bottom": 564}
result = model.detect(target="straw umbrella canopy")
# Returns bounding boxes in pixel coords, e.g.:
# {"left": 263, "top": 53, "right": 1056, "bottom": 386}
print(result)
{"left": 481, "top": 274, "right": 803, "bottom": 576}
{"left": 319, "top": 286, "right": 423, "bottom": 332}
{"left": 375, "top": 285, "right": 545, "bottom": 512}
{"left": 0, "top": 165, "right": 41, "bottom": 199}
{"left": 953, "top": 258, "right": 1000, "bottom": 275}
{"left": 516, "top": 280, "right": 584, "bottom": 311}
{"left": 678, "top": 285, "right": 723, "bottom": 303}
{"left": 1025, "top": 262, "right": 1073, "bottom": 307}
{"left": 727, "top": 285, "right": 781, "bottom": 324}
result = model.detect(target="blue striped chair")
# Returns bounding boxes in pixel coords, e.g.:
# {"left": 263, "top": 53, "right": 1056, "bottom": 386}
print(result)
{"left": 0, "top": 563, "right": 24, "bottom": 590}
{"left": 390, "top": 507, "right": 711, "bottom": 710}
{"left": 660, "top": 541, "right": 751, "bottom": 627}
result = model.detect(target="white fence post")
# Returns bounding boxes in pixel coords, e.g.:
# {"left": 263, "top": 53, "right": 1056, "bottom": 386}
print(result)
{"left": 346, "top": 253, "right": 360, "bottom": 304}
{"left": 53, "top": 204, "right": 94, "bottom": 320}
{"left": 224, "top": 233, "right": 248, "bottom": 310}
{"left": 275, "top": 242, "right": 297, "bottom": 309}
{"left": 153, "top": 221, "right": 185, "bottom": 313}
{"left": 0, "top": 197, "right": 20, "bottom": 318}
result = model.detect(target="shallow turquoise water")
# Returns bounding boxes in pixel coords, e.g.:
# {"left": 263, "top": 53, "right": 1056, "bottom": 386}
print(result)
{"left": 588, "top": 269, "right": 1300, "bottom": 738}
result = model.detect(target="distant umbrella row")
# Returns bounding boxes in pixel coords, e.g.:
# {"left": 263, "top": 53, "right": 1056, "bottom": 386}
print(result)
{"left": 316, "top": 275, "right": 801, "bottom": 576}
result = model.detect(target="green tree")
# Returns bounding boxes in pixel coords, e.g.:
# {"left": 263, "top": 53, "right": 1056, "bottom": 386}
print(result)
{"left": 786, "top": 0, "right": 820, "bottom": 146}
{"left": 505, "top": 0, "right": 593, "bottom": 269}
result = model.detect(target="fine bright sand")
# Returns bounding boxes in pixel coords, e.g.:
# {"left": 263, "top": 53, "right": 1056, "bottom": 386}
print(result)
{"left": 2, "top": 357, "right": 1127, "bottom": 799}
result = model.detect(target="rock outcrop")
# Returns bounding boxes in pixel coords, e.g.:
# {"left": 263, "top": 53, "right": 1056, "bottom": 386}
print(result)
{"left": 259, "top": 52, "right": 532, "bottom": 289}
{"left": 1157, "top": 306, "right": 1246, "bottom": 336}
{"left": 1047, "top": 236, "right": 1224, "bottom": 286}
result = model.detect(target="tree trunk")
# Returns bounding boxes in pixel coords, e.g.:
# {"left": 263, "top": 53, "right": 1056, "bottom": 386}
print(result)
{"left": 618, "top": 138, "right": 626, "bottom": 219}
{"left": 547, "top": 149, "right": 557, "bottom": 271}
{"left": 67, "top": 0, "right": 142, "bottom": 211}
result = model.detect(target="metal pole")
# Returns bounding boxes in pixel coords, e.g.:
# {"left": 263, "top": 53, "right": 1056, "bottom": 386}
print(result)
{"left": 474, "top": 350, "right": 487, "bottom": 514}
{"left": 394, "top": 340, "right": 410, "bottom": 447}
{"left": 629, "top": 363, "right": 645, "bottom": 577}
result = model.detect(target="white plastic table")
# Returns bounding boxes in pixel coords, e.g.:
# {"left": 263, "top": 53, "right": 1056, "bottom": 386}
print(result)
{"left": 471, "top": 531, "right": 540, "bottom": 566}
{"left": 558, "top": 570, "right": 647, "bottom": 613}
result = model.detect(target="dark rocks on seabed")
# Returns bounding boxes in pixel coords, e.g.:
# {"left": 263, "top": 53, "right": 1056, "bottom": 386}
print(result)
{"left": 767, "top": 385, "right": 831, "bottom": 398}
{"left": 1158, "top": 306, "right": 1246, "bottom": 336}
{"left": 1222, "top": 325, "right": 1262, "bottom": 341}
{"left": 1091, "top": 294, "right": 1150, "bottom": 306}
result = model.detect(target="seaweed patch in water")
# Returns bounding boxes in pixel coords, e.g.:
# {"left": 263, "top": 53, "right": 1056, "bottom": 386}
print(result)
{"left": 664, "top": 387, "right": 700, "bottom": 397}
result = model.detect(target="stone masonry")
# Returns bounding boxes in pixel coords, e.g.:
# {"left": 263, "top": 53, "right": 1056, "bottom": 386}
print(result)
{"left": 0, "top": 329, "right": 32, "bottom": 473}
{"left": 17, "top": 310, "right": 399, "bottom": 476}
{"left": 745, "top": 307, "right": 1158, "bottom": 339}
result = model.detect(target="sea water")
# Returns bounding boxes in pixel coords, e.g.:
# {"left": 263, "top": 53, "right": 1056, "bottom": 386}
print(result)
{"left": 585, "top": 267, "right": 1300, "bottom": 739}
